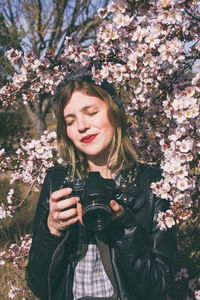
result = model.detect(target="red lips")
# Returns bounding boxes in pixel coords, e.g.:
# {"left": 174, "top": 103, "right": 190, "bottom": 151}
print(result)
{"left": 81, "top": 134, "right": 97, "bottom": 143}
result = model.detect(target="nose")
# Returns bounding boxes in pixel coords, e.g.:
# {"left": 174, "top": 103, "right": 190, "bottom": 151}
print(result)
{"left": 77, "top": 117, "right": 90, "bottom": 132}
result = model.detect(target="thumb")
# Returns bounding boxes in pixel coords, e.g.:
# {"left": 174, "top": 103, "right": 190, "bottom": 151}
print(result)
{"left": 110, "top": 200, "right": 124, "bottom": 217}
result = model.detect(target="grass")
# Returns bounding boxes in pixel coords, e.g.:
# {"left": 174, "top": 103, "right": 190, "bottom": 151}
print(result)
{"left": 0, "top": 260, "right": 38, "bottom": 300}
{"left": 0, "top": 173, "right": 39, "bottom": 300}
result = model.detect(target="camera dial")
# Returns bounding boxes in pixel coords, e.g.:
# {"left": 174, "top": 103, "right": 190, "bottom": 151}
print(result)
{"left": 73, "top": 178, "right": 84, "bottom": 188}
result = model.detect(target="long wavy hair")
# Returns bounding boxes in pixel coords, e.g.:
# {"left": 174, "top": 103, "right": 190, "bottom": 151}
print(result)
{"left": 54, "top": 80, "right": 138, "bottom": 179}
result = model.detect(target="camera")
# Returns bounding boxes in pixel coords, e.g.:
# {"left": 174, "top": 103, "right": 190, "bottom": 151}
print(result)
{"left": 65, "top": 172, "right": 116, "bottom": 231}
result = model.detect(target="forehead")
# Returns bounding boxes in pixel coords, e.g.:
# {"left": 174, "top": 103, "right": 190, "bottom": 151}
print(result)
{"left": 63, "top": 91, "right": 106, "bottom": 114}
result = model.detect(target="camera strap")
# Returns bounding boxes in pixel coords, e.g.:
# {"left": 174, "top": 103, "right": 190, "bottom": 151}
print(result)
{"left": 95, "top": 236, "right": 118, "bottom": 300}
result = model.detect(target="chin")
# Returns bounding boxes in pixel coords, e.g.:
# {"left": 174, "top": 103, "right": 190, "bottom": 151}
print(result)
{"left": 80, "top": 147, "right": 103, "bottom": 156}
{"left": 77, "top": 142, "right": 111, "bottom": 159}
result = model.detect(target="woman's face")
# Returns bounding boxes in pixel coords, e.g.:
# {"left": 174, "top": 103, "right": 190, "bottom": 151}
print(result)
{"left": 63, "top": 91, "right": 114, "bottom": 162}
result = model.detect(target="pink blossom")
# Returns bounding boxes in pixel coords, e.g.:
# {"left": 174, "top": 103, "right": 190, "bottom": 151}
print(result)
{"left": 98, "top": 8, "right": 108, "bottom": 19}
{"left": 131, "top": 26, "right": 147, "bottom": 42}
{"left": 165, "top": 216, "right": 175, "bottom": 228}
{"left": 177, "top": 138, "right": 194, "bottom": 153}
{"left": 195, "top": 290, "right": 200, "bottom": 300}
{"left": 127, "top": 52, "right": 138, "bottom": 71}
{"left": 177, "top": 178, "right": 189, "bottom": 191}
{"left": 113, "top": 13, "right": 133, "bottom": 29}
{"left": 145, "top": 28, "right": 161, "bottom": 48}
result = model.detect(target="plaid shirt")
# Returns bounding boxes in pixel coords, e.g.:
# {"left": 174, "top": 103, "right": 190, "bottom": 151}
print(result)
{"left": 72, "top": 168, "right": 130, "bottom": 299}
{"left": 73, "top": 243, "right": 114, "bottom": 299}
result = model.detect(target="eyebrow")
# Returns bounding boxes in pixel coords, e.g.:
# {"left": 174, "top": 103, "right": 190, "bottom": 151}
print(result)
{"left": 64, "top": 104, "right": 98, "bottom": 118}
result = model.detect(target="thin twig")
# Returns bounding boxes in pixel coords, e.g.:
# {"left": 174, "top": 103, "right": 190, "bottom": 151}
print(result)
{"left": 3, "top": 76, "right": 39, "bottom": 97}
{"left": 12, "top": 163, "right": 44, "bottom": 210}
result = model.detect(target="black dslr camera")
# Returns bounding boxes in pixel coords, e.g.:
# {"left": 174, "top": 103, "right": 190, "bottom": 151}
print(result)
{"left": 65, "top": 172, "right": 116, "bottom": 231}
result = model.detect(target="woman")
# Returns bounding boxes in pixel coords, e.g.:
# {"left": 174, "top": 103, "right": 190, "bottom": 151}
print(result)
{"left": 26, "top": 70, "right": 176, "bottom": 300}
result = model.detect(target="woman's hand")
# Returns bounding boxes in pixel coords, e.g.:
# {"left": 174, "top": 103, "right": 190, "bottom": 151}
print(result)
{"left": 47, "top": 188, "right": 80, "bottom": 236}
{"left": 110, "top": 200, "right": 124, "bottom": 219}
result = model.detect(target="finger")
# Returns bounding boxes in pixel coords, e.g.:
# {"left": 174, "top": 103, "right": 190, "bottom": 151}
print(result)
{"left": 54, "top": 213, "right": 79, "bottom": 232}
{"left": 77, "top": 202, "right": 83, "bottom": 226}
{"left": 60, "top": 216, "right": 79, "bottom": 228}
{"left": 50, "top": 188, "right": 73, "bottom": 203}
{"left": 56, "top": 196, "right": 80, "bottom": 211}
{"left": 58, "top": 207, "right": 78, "bottom": 221}
{"left": 110, "top": 200, "right": 124, "bottom": 217}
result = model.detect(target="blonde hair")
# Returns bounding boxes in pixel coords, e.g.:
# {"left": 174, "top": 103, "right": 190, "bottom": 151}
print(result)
{"left": 54, "top": 80, "right": 138, "bottom": 179}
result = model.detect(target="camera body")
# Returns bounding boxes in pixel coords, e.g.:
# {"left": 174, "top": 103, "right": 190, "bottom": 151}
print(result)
{"left": 65, "top": 171, "right": 116, "bottom": 231}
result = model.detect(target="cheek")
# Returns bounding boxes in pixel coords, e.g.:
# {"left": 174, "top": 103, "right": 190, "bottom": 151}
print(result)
{"left": 104, "top": 115, "right": 113, "bottom": 130}
{"left": 96, "top": 112, "right": 112, "bottom": 128}
{"left": 66, "top": 126, "right": 76, "bottom": 142}
{"left": 108, "top": 124, "right": 114, "bottom": 138}
{"left": 100, "top": 117, "right": 114, "bottom": 136}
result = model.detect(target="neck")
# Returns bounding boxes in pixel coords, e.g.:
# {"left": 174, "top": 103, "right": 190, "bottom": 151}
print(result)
{"left": 87, "top": 157, "right": 112, "bottom": 179}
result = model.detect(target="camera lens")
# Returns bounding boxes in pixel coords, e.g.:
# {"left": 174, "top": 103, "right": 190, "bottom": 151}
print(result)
{"left": 82, "top": 203, "right": 112, "bottom": 231}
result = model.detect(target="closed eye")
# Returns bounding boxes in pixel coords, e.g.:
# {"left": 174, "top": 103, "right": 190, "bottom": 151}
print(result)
{"left": 87, "top": 111, "right": 98, "bottom": 116}
{"left": 65, "top": 119, "right": 74, "bottom": 126}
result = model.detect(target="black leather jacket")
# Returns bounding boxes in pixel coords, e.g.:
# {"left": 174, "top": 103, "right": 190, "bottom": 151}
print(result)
{"left": 26, "top": 163, "right": 176, "bottom": 300}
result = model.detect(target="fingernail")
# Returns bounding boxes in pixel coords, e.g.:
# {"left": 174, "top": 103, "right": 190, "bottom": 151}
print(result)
{"left": 75, "top": 197, "right": 80, "bottom": 202}
{"left": 66, "top": 188, "right": 72, "bottom": 193}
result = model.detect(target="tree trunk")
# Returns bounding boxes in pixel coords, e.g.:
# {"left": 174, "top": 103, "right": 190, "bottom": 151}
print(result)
{"left": 25, "top": 96, "right": 51, "bottom": 138}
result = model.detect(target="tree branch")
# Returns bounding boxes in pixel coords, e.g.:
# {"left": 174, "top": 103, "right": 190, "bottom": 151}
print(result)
{"left": 12, "top": 163, "right": 44, "bottom": 210}
{"left": 36, "top": 0, "right": 46, "bottom": 52}
{"left": 48, "top": 0, "right": 69, "bottom": 50}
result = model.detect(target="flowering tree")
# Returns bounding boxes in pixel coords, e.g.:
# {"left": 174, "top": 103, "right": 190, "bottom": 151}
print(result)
{"left": 0, "top": 0, "right": 200, "bottom": 299}
{"left": 0, "top": 0, "right": 109, "bottom": 137}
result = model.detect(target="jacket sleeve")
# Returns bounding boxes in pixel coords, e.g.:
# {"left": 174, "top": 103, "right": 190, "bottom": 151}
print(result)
{"left": 25, "top": 172, "right": 66, "bottom": 300}
{"left": 108, "top": 167, "right": 176, "bottom": 300}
